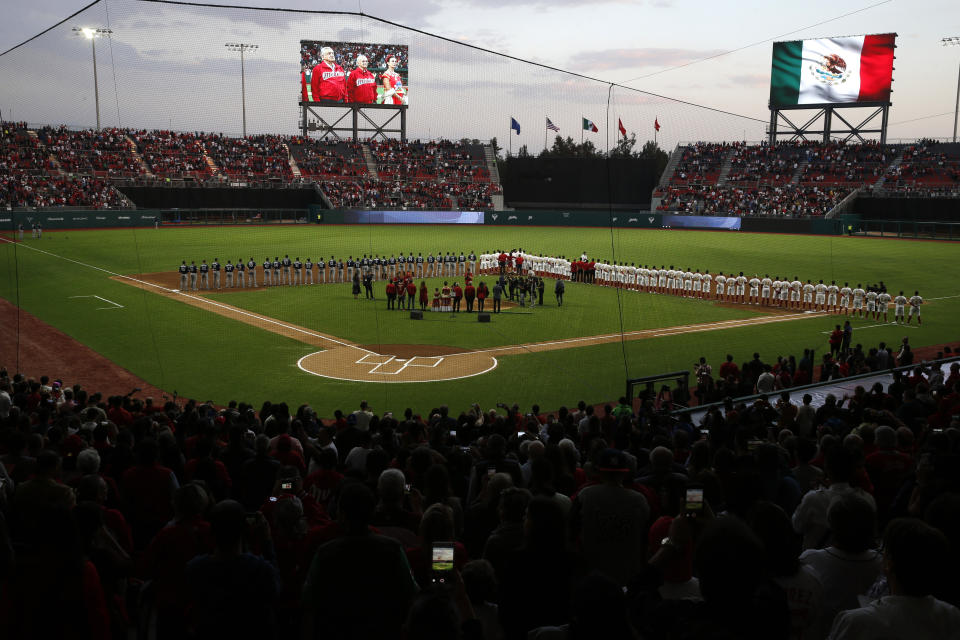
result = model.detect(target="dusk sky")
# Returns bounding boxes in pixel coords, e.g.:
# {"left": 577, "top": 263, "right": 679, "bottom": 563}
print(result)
{"left": 1, "top": 0, "right": 958, "bottom": 145}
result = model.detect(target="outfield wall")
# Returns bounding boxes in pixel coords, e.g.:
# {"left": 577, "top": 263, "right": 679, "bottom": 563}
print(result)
{"left": 1, "top": 208, "right": 854, "bottom": 235}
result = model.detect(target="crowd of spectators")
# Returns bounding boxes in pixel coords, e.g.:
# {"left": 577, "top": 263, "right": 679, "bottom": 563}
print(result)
{"left": 1, "top": 342, "right": 958, "bottom": 640}
{"left": 288, "top": 138, "right": 368, "bottom": 179}
{"left": 205, "top": 134, "right": 293, "bottom": 181}
{"left": 667, "top": 142, "right": 732, "bottom": 185}
{"left": 657, "top": 183, "right": 848, "bottom": 217}
{"left": 300, "top": 42, "right": 409, "bottom": 73}
{"left": 656, "top": 140, "right": 960, "bottom": 216}
{"left": 35, "top": 126, "right": 143, "bottom": 178}
{"left": 885, "top": 141, "right": 960, "bottom": 187}
{"left": 726, "top": 142, "right": 804, "bottom": 185}
{"left": 0, "top": 175, "right": 129, "bottom": 209}
{"left": 798, "top": 141, "right": 889, "bottom": 186}
{"left": 128, "top": 130, "right": 213, "bottom": 180}
{"left": 370, "top": 139, "right": 491, "bottom": 184}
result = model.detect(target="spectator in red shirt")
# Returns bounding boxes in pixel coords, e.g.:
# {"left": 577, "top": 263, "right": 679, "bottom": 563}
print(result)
{"left": 120, "top": 438, "right": 178, "bottom": 549}
{"left": 718, "top": 354, "right": 740, "bottom": 382}
{"left": 140, "top": 483, "right": 213, "bottom": 639}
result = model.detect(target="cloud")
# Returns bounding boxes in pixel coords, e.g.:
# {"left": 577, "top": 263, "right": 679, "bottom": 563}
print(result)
{"left": 727, "top": 74, "right": 768, "bottom": 87}
{"left": 576, "top": 47, "right": 728, "bottom": 72}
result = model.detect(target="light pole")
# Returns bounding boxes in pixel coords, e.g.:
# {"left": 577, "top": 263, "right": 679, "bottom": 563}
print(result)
{"left": 944, "top": 37, "right": 960, "bottom": 143}
{"left": 72, "top": 26, "right": 112, "bottom": 130}
{"left": 225, "top": 43, "right": 258, "bottom": 137}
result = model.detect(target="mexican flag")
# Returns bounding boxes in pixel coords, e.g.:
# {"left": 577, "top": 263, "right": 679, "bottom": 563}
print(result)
{"left": 582, "top": 118, "right": 598, "bottom": 133}
{"left": 770, "top": 34, "right": 895, "bottom": 107}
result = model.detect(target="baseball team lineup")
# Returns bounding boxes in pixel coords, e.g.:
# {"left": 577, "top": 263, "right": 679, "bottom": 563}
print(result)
{"left": 174, "top": 249, "right": 925, "bottom": 323}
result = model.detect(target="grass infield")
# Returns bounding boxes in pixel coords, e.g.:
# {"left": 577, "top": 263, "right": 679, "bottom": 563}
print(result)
{"left": 2, "top": 224, "right": 958, "bottom": 412}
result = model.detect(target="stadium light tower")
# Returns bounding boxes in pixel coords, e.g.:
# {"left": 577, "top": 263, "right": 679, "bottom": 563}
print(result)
{"left": 72, "top": 26, "right": 112, "bottom": 130}
{"left": 224, "top": 43, "right": 258, "bottom": 137}
{"left": 944, "top": 38, "right": 960, "bottom": 143}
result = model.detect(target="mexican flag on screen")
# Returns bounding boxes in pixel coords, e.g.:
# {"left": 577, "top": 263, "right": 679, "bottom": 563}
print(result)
{"left": 770, "top": 34, "right": 895, "bottom": 106}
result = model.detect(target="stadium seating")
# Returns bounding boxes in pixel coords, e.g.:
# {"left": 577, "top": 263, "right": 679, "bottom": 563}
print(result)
{"left": 2, "top": 340, "right": 958, "bottom": 639}
{"left": 5, "top": 124, "right": 960, "bottom": 213}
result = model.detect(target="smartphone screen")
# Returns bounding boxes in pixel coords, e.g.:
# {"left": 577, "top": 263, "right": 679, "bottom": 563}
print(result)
{"left": 281, "top": 481, "right": 293, "bottom": 490}
{"left": 685, "top": 486, "right": 704, "bottom": 514}
{"left": 431, "top": 542, "right": 455, "bottom": 582}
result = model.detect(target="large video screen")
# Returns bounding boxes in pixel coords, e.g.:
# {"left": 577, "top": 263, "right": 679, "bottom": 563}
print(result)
{"left": 300, "top": 40, "right": 409, "bottom": 105}
{"left": 770, "top": 34, "right": 896, "bottom": 108}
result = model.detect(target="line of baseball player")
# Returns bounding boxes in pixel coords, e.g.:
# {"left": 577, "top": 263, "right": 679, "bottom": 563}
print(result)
{"left": 175, "top": 254, "right": 924, "bottom": 323}
{"left": 176, "top": 253, "right": 486, "bottom": 291}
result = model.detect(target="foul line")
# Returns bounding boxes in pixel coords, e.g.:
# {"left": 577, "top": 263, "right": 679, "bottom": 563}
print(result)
{"left": 69, "top": 294, "right": 124, "bottom": 310}
{"left": 0, "top": 237, "right": 371, "bottom": 354}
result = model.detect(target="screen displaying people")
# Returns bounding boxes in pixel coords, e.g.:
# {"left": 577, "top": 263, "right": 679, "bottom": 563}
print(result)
{"left": 300, "top": 41, "right": 409, "bottom": 105}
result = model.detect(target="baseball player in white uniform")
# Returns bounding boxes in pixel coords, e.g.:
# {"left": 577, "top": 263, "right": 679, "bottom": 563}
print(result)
{"left": 839, "top": 283, "right": 852, "bottom": 315}
{"left": 908, "top": 291, "right": 923, "bottom": 324}
{"left": 852, "top": 284, "right": 866, "bottom": 318}
{"left": 894, "top": 291, "right": 908, "bottom": 323}
{"left": 878, "top": 291, "right": 892, "bottom": 322}
{"left": 827, "top": 281, "right": 839, "bottom": 313}
{"left": 814, "top": 280, "right": 827, "bottom": 312}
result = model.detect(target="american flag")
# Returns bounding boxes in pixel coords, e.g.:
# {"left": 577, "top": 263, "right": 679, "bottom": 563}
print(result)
{"left": 545, "top": 117, "right": 559, "bottom": 132}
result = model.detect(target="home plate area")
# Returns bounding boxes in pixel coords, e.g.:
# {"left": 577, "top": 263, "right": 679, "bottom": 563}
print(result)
{"left": 297, "top": 346, "right": 498, "bottom": 383}
{"left": 357, "top": 353, "right": 444, "bottom": 375}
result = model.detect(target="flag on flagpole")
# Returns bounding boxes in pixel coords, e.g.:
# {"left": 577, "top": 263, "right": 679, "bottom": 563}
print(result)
{"left": 545, "top": 117, "right": 559, "bottom": 132}
{"left": 654, "top": 118, "right": 661, "bottom": 132}
{"left": 618, "top": 118, "right": 627, "bottom": 137}
{"left": 582, "top": 117, "right": 598, "bottom": 133}
{"left": 510, "top": 118, "right": 521, "bottom": 134}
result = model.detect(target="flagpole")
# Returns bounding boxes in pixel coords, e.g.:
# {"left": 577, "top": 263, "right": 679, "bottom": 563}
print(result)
{"left": 509, "top": 120, "right": 512, "bottom": 157}
{"left": 655, "top": 115, "right": 658, "bottom": 147}
{"left": 544, "top": 118, "right": 547, "bottom": 153}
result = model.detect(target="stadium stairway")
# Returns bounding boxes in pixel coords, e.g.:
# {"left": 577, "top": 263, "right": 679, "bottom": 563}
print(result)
{"left": 790, "top": 159, "right": 807, "bottom": 185}
{"left": 285, "top": 143, "right": 303, "bottom": 178}
{"left": 484, "top": 144, "right": 500, "bottom": 183}
{"left": 716, "top": 148, "right": 736, "bottom": 185}
{"left": 361, "top": 144, "right": 379, "bottom": 178}
{"left": 657, "top": 144, "right": 684, "bottom": 191}
{"left": 201, "top": 151, "right": 220, "bottom": 177}
{"left": 124, "top": 134, "right": 155, "bottom": 178}
{"left": 874, "top": 147, "right": 905, "bottom": 189}
{"left": 825, "top": 186, "right": 862, "bottom": 218}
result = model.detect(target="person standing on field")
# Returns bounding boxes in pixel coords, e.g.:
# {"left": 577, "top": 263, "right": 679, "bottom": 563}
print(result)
{"left": 199, "top": 259, "right": 210, "bottom": 290}
{"left": 554, "top": 278, "right": 565, "bottom": 307}
{"left": 211, "top": 258, "right": 221, "bottom": 289}
{"left": 224, "top": 260, "right": 234, "bottom": 288}
{"left": 178, "top": 260, "right": 189, "bottom": 291}
{"left": 189, "top": 261, "right": 198, "bottom": 291}
{"left": 247, "top": 258, "right": 257, "bottom": 287}
{"left": 908, "top": 291, "right": 923, "bottom": 325}
{"left": 493, "top": 280, "right": 503, "bottom": 313}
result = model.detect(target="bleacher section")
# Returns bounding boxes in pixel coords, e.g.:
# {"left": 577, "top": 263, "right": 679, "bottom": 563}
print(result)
{"left": 5, "top": 123, "right": 960, "bottom": 214}
{"left": 0, "top": 122, "right": 503, "bottom": 211}
{"left": 655, "top": 140, "right": 960, "bottom": 217}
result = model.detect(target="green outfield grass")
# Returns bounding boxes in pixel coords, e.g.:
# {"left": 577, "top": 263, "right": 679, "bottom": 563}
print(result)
{"left": 2, "top": 224, "right": 958, "bottom": 413}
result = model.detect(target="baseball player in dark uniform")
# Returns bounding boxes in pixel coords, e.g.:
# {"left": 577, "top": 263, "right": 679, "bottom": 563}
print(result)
{"left": 328, "top": 256, "right": 338, "bottom": 283}
{"left": 235, "top": 258, "right": 245, "bottom": 288}
{"left": 416, "top": 253, "right": 424, "bottom": 278}
{"left": 189, "top": 261, "right": 198, "bottom": 291}
{"left": 178, "top": 261, "right": 189, "bottom": 290}
{"left": 293, "top": 257, "right": 303, "bottom": 285}
{"left": 282, "top": 255, "right": 292, "bottom": 285}
{"left": 211, "top": 258, "right": 221, "bottom": 289}
{"left": 272, "top": 258, "right": 281, "bottom": 285}
{"left": 199, "top": 260, "right": 210, "bottom": 289}
{"left": 304, "top": 257, "right": 314, "bottom": 285}
{"left": 263, "top": 257, "right": 272, "bottom": 286}
{"left": 247, "top": 258, "right": 257, "bottom": 287}
{"left": 224, "top": 260, "right": 234, "bottom": 288}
